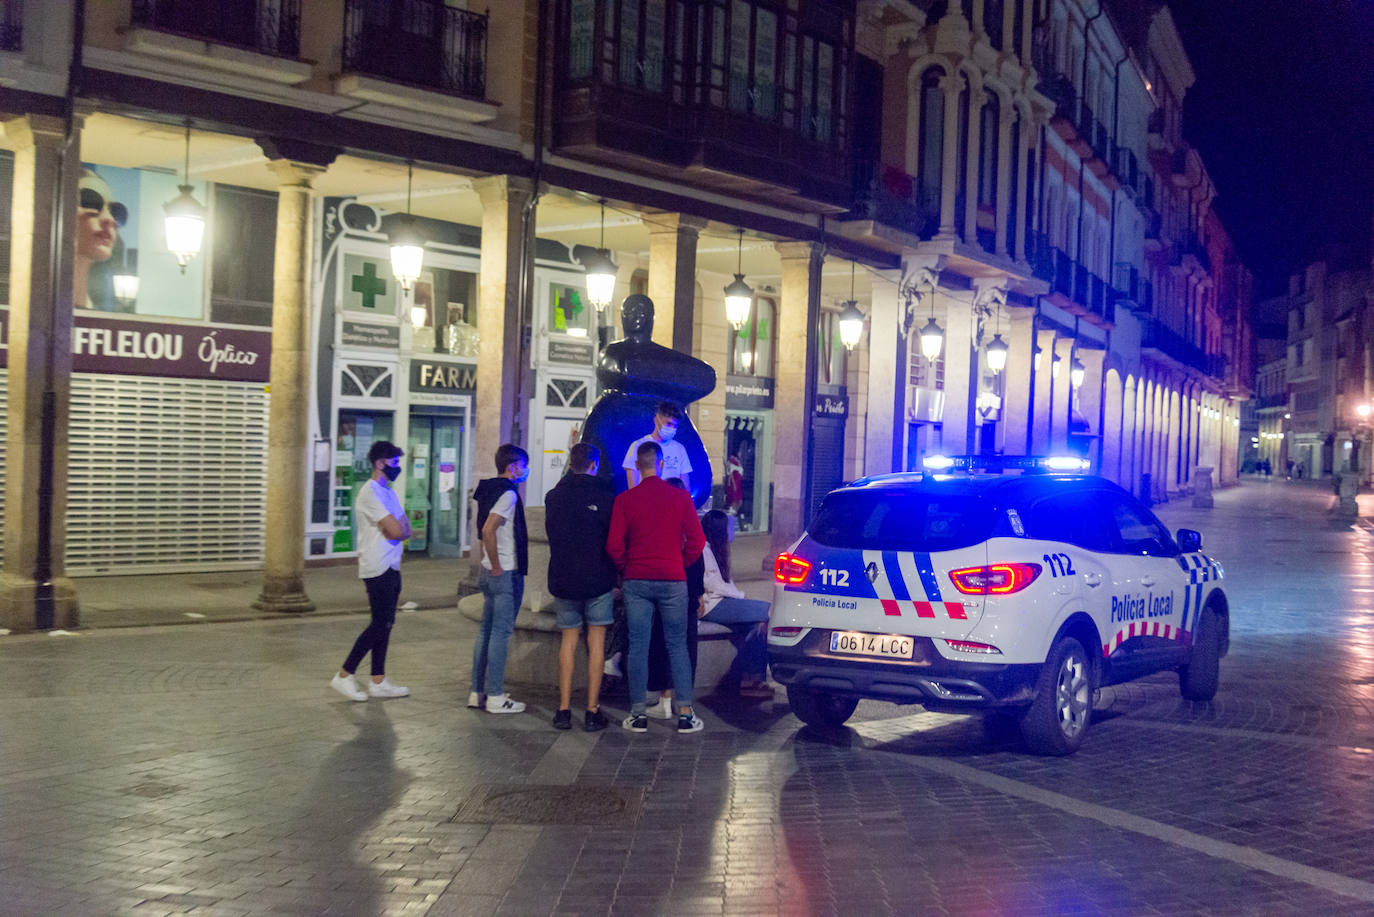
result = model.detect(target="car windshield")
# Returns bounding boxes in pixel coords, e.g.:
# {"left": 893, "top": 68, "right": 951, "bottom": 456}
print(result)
{"left": 808, "top": 490, "right": 994, "bottom": 551}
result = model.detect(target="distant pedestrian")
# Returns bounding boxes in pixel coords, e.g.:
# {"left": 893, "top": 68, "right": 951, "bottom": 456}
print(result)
{"left": 644, "top": 477, "right": 704, "bottom": 720}
{"left": 607, "top": 441, "right": 706, "bottom": 734}
{"left": 471, "top": 443, "right": 530, "bottom": 714}
{"left": 330, "top": 440, "right": 412, "bottom": 702}
{"left": 545, "top": 443, "right": 616, "bottom": 732}
{"left": 1286, "top": 459, "right": 1294, "bottom": 480}
{"left": 623, "top": 401, "right": 693, "bottom": 493}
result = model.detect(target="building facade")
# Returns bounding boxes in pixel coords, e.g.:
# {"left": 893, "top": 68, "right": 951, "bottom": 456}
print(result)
{"left": 2, "top": 0, "right": 1250, "bottom": 632}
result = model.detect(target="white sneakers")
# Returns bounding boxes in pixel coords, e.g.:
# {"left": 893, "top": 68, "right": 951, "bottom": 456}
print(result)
{"left": 368, "top": 678, "right": 409, "bottom": 699}
{"left": 467, "top": 691, "right": 486, "bottom": 709}
{"left": 330, "top": 673, "right": 408, "bottom": 701}
{"left": 329, "top": 673, "right": 368, "bottom": 702}
{"left": 485, "top": 694, "right": 526, "bottom": 714}
{"left": 603, "top": 652, "right": 624, "bottom": 678}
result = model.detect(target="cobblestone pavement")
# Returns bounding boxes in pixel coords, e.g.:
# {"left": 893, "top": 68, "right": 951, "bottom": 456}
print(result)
{"left": 2, "top": 479, "right": 1374, "bottom": 916}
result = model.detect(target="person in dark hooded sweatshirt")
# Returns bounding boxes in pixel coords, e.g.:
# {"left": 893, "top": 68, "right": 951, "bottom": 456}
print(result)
{"left": 470, "top": 443, "right": 530, "bottom": 714}
{"left": 544, "top": 442, "right": 617, "bottom": 731}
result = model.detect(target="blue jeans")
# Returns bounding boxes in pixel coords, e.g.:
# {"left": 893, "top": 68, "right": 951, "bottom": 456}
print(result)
{"left": 624, "top": 579, "right": 692, "bottom": 715}
{"left": 704, "top": 598, "right": 771, "bottom": 683}
{"left": 474, "top": 569, "right": 523, "bottom": 696}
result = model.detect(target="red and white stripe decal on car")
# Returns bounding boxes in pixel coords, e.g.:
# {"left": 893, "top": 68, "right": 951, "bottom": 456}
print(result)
{"left": 861, "top": 550, "right": 968, "bottom": 618}
{"left": 1103, "top": 623, "right": 1190, "bottom": 657}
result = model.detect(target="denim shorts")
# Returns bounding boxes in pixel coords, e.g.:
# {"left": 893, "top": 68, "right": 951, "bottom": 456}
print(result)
{"left": 553, "top": 590, "right": 615, "bottom": 630}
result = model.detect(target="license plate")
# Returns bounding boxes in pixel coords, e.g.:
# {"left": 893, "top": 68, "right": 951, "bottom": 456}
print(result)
{"left": 829, "top": 631, "right": 914, "bottom": 659}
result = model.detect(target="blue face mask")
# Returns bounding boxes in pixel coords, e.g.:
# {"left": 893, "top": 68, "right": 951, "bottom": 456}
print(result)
{"left": 513, "top": 465, "right": 530, "bottom": 484}
{"left": 658, "top": 426, "right": 677, "bottom": 442}
{"left": 382, "top": 464, "right": 401, "bottom": 482}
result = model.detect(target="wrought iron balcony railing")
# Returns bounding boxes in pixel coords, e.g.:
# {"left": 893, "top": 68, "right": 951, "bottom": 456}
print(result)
{"left": 342, "top": 0, "right": 488, "bottom": 99}
{"left": 131, "top": 0, "right": 300, "bottom": 58}
{"left": 852, "top": 166, "right": 940, "bottom": 239}
{"left": 1140, "top": 316, "right": 1223, "bottom": 377}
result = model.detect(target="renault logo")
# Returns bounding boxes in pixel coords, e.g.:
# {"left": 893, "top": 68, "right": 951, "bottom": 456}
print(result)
{"left": 865, "top": 561, "right": 879, "bottom": 584}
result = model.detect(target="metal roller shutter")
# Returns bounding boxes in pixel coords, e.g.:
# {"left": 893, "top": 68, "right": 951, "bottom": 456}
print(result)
{"left": 0, "top": 372, "right": 6, "bottom": 568}
{"left": 66, "top": 374, "right": 269, "bottom": 575}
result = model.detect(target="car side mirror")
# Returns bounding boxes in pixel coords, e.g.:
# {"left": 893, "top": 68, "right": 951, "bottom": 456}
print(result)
{"left": 1176, "top": 528, "right": 1202, "bottom": 553}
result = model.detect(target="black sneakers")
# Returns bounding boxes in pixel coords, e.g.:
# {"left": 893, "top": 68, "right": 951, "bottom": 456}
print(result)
{"left": 678, "top": 712, "right": 704, "bottom": 733}
{"left": 621, "top": 713, "right": 648, "bottom": 733}
{"left": 585, "top": 708, "right": 608, "bottom": 732}
{"left": 552, "top": 709, "right": 573, "bottom": 730}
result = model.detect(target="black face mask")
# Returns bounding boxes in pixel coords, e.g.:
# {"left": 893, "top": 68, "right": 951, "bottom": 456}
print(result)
{"left": 382, "top": 464, "right": 401, "bottom": 482}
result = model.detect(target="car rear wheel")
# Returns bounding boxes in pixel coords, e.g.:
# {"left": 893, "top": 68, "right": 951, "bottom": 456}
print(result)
{"left": 1179, "top": 607, "right": 1222, "bottom": 701}
{"left": 787, "top": 686, "right": 859, "bottom": 728}
{"left": 1020, "top": 636, "right": 1092, "bottom": 756}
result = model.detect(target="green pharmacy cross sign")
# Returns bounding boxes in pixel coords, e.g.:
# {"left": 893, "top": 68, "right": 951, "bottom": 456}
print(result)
{"left": 351, "top": 262, "right": 388, "bottom": 310}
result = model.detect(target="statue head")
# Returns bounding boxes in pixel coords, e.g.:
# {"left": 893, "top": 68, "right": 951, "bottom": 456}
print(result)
{"left": 620, "top": 294, "right": 654, "bottom": 336}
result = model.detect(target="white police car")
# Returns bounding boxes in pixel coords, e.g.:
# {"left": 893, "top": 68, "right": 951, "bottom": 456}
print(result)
{"left": 768, "top": 456, "right": 1228, "bottom": 755}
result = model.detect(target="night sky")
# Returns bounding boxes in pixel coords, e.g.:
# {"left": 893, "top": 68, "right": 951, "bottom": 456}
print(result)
{"left": 1166, "top": 0, "right": 1374, "bottom": 297}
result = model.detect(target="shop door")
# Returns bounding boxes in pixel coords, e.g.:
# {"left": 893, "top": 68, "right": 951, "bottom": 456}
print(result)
{"left": 406, "top": 411, "right": 467, "bottom": 557}
{"left": 808, "top": 416, "right": 847, "bottom": 523}
{"left": 335, "top": 410, "right": 394, "bottom": 554}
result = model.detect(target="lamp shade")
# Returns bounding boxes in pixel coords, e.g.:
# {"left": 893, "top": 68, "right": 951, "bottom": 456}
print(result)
{"left": 985, "top": 333, "right": 1009, "bottom": 373}
{"left": 163, "top": 184, "right": 206, "bottom": 272}
{"left": 583, "top": 248, "right": 618, "bottom": 312}
{"left": 919, "top": 316, "right": 944, "bottom": 362}
{"left": 1070, "top": 356, "right": 1086, "bottom": 388}
{"left": 838, "top": 301, "right": 865, "bottom": 351}
{"left": 724, "top": 274, "right": 754, "bottom": 330}
{"left": 389, "top": 217, "right": 425, "bottom": 292}
{"left": 410, "top": 305, "right": 428, "bottom": 327}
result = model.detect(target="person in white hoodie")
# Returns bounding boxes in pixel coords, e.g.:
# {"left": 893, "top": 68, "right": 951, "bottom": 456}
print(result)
{"left": 699, "top": 510, "right": 771, "bottom": 695}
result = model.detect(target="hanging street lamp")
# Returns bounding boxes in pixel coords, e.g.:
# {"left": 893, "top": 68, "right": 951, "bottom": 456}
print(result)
{"left": 1070, "top": 354, "right": 1086, "bottom": 388}
{"left": 389, "top": 162, "right": 425, "bottom": 293}
{"left": 583, "top": 199, "right": 618, "bottom": 312}
{"left": 723, "top": 228, "right": 754, "bottom": 330}
{"left": 163, "top": 123, "right": 206, "bottom": 273}
{"left": 837, "top": 262, "right": 865, "bottom": 351}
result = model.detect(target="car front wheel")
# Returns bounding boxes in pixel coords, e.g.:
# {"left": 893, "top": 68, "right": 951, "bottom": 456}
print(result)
{"left": 787, "top": 686, "right": 859, "bottom": 728}
{"left": 1179, "top": 607, "right": 1222, "bottom": 701}
{"left": 1020, "top": 636, "right": 1093, "bottom": 756}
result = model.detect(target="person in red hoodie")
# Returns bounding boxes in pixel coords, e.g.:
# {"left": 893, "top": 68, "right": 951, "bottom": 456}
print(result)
{"left": 607, "top": 440, "right": 707, "bottom": 733}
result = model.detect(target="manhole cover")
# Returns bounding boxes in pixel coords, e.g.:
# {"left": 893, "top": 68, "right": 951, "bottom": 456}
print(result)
{"left": 451, "top": 785, "right": 644, "bottom": 827}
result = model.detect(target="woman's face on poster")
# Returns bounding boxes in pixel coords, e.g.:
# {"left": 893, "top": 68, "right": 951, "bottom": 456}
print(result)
{"left": 76, "top": 172, "right": 125, "bottom": 263}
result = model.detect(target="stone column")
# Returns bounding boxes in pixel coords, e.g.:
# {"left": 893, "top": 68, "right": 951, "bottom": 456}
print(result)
{"left": 256, "top": 150, "right": 333, "bottom": 613}
{"left": 770, "top": 242, "right": 823, "bottom": 559}
{"left": 863, "top": 269, "right": 904, "bottom": 474}
{"left": 1122, "top": 376, "right": 1138, "bottom": 488}
{"left": 845, "top": 329, "right": 870, "bottom": 480}
{"left": 646, "top": 212, "right": 709, "bottom": 352}
{"left": 693, "top": 279, "right": 727, "bottom": 489}
{"left": 995, "top": 106, "right": 1015, "bottom": 256}
{"left": 1001, "top": 308, "right": 1036, "bottom": 454}
{"left": 0, "top": 115, "right": 80, "bottom": 632}
{"left": 1031, "top": 328, "right": 1056, "bottom": 454}
{"left": 940, "top": 293, "right": 978, "bottom": 454}
{"left": 1050, "top": 337, "right": 1075, "bottom": 452}
{"left": 963, "top": 86, "right": 982, "bottom": 244}
{"left": 936, "top": 74, "right": 963, "bottom": 240}
{"left": 1013, "top": 124, "right": 1031, "bottom": 263}
{"left": 473, "top": 175, "right": 534, "bottom": 480}
{"left": 1076, "top": 348, "right": 1106, "bottom": 467}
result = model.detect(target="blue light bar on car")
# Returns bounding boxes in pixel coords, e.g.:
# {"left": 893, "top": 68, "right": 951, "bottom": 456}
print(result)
{"left": 917, "top": 455, "right": 1092, "bottom": 474}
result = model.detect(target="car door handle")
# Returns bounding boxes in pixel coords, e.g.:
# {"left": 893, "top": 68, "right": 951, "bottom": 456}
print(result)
{"left": 1083, "top": 573, "right": 1103, "bottom": 587}
{"left": 1140, "top": 576, "right": 1156, "bottom": 587}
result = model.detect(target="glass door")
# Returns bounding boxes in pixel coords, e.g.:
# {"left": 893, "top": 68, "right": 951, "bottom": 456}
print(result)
{"left": 407, "top": 409, "right": 467, "bottom": 557}
{"left": 334, "top": 410, "right": 394, "bottom": 553}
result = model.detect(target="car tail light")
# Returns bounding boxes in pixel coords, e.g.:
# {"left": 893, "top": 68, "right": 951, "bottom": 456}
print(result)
{"left": 774, "top": 553, "right": 813, "bottom": 585}
{"left": 947, "top": 562, "right": 1042, "bottom": 595}
{"left": 771, "top": 626, "right": 803, "bottom": 638}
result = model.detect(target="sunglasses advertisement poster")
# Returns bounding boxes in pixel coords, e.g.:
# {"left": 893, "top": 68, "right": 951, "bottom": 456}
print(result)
{"left": 77, "top": 163, "right": 209, "bottom": 318}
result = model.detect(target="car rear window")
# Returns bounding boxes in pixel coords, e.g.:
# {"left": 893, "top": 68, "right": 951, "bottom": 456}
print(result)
{"left": 808, "top": 491, "right": 995, "bottom": 551}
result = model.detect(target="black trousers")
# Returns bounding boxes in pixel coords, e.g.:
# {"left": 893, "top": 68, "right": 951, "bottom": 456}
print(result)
{"left": 343, "top": 567, "right": 401, "bottom": 677}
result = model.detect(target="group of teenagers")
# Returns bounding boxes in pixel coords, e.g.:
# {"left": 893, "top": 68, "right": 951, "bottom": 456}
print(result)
{"left": 330, "top": 401, "right": 772, "bottom": 736}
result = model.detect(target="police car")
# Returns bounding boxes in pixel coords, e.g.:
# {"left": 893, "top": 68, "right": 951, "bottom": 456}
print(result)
{"left": 768, "top": 456, "right": 1228, "bottom": 755}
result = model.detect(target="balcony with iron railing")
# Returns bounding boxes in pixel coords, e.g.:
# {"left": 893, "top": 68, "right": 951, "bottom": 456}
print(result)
{"left": 1048, "top": 247, "right": 1115, "bottom": 325}
{"left": 850, "top": 166, "right": 940, "bottom": 240}
{"left": 342, "top": 0, "right": 488, "bottom": 100}
{"left": 1, "top": 0, "right": 21, "bottom": 52}
{"left": 131, "top": 0, "right": 301, "bottom": 58}
{"left": 1140, "top": 316, "right": 1224, "bottom": 378}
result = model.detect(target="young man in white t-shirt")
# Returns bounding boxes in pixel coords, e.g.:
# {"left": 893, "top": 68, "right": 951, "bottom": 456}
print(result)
{"left": 331, "top": 440, "right": 413, "bottom": 701}
{"left": 469, "top": 443, "right": 531, "bottom": 714}
{"left": 622, "top": 401, "right": 693, "bottom": 491}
